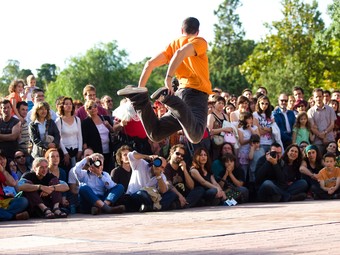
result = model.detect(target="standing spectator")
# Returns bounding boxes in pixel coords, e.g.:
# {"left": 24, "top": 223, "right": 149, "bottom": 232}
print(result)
{"left": 0, "top": 99, "right": 21, "bottom": 159}
{"left": 26, "top": 88, "right": 57, "bottom": 124}
{"left": 164, "top": 144, "right": 205, "bottom": 209}
{"left": 15, "top": 101, "right": 31, "bottom": 159}
{"left": 307, "top": 88, "right": 336, "bottom": 154}
{"left": 323, "top": 90, "right": 332, "bottom": 105}
{"left": 256, "top": 86, "right": 268, "bottom": 97}
{"left": 29, "top": 101, "right": 60, "bottom": 158}
{"left": 287, "top": 95, "right": 295, "bottom": 111}
{"left": 248, "top": 134, "right": 265, "bottom": 184}
{"left": 237, "top": 112, "right": 260, "bottom": 180}
{"left": 73, "top": 153, "right": 125, "bottom": 215}
{"left": 292, "top": 86, "right": 305, "bottom": 101}
{"left": 331, "top": 90, "right": 340, "bottom": 101}
{"left": 18, "top": 157, "right": 69, "bottom": 218}
{"left": 7, "top": 79, "right": 25, "bottom": 121}
{"left": 190, "top": 147, "right": 226, "bottom": 205}
{"left": 81, "top": 100, "right": 116, "bottom": 171}
{"left": 230, "top": 96, "right": 250, "bottom": 124}
{"left": 101, "top": 95, "right": 114, "bottom": 119}
{"left": 24, "top": 75, "right": 38, "bottom": 111}
{"left": 55, "top": 97, "right": 82, "bottom": 170}
{"left": 75, "top": 84, "right": 108, "bottom": 121}
{"left": 255, "top": 143, "right": 308, "bottom": 202}
{"left": 242, "top": 88, "right": 253, "bottom": 100}
{"left": 253, "top": 95, "right": 274, "bottom": 153}
{"left": 293, "top": 99, "right": 308, "bottom": 117}
{"left": 328, "top": 99, "right": 340, "bottom": 141}
{"left": 292, "top": 112, "right": 314, "bottom": 145}
{"left": 273, "top": 93, "right": 296, "bottom": 149}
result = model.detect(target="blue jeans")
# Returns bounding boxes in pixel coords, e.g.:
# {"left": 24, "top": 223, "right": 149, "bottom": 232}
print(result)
{"left": 130, "top": 190, "right": 178, "bottom": 211}
{"left": 78, "top": 184, "right": 124, "bottom": 214}
{"left": 185, "top": 186, "right": 205, "bottom": 208}
{"left": 131, "top": 88, "right": 208, "bottom": 144}
{"left": 257, "top": 179, "right": 308, "bottom": 202}
{"left": 0, "top": 197, "right": 28, "bottom": 221}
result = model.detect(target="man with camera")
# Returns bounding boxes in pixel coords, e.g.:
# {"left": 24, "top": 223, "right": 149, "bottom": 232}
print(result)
{"left": 125, "top": 151, "right": 177, "bottom": 212}
{"left": 73, "top": 153, "right": 125, "bottom": 215}
{"left": 255, "top": 143, "right": 307, "bottom": 202}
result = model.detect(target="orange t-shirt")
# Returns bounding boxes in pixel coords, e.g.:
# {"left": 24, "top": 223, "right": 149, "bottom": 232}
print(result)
{"left": 317, "top": 167, "right": 340, "bottom": 188}
{"left": 163, "top": 36, "right": 212, "bottom": 95}
{"left": 7, "top": 92, "right": 22, "bottom": 116}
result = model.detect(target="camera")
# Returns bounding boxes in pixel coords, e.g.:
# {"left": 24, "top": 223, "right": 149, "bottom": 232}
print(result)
{"left": 148, "top": 157, "right": 162, "bottom": 167}
{"left": 269, "top": 151, "right": 277, "bottom": 158}
{"left": 89, "top": 158, "right": 102, "bottom": 167}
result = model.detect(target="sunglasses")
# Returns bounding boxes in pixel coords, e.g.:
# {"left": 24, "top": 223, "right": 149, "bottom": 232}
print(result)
{"left": 280, "top": 99, "right": 288, "bottom": 103}
{"left": 15, "top": 155, "right": 25, "bottom": 159}
{"left": 87, "top": 104, "right": 98, "bottom": 110}
{"left": 260, "top": 102, "right": 269, "bottom": 105}
{"left": 175, "top": 151, "right": 185, "bottom": 157}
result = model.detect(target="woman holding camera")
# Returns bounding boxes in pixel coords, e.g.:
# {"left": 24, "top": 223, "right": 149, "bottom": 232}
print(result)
{"left": 73, "top": 153, "right": 125, "bottom": 215}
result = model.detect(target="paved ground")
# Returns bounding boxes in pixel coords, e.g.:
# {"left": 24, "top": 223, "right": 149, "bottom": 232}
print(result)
{"left": 1, "top": 200, "right": 340, "bottom": 254}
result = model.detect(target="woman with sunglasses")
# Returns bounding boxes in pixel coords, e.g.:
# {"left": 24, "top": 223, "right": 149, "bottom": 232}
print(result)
{"left": 82, "top": 100, "right": 116, "bottom": 171}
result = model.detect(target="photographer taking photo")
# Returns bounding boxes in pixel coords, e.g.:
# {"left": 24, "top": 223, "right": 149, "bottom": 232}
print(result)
{"left": 255, "top": 143, "right": 308, "bottom": 202}
{"left": 73, "top": 153, "right": 125, "bottom": 215}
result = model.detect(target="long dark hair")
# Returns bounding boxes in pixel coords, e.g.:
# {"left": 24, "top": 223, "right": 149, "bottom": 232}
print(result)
{"left": 281, "top": 144, "right": 303, "bottom": 169}
{"left": 191, "top": 147, "right": 211, "bottom": 176}
{"left": 255, "top": 95, "right": 272, "bottom": 119}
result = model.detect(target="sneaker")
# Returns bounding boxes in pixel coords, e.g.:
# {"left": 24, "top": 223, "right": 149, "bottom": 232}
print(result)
{"left": 103, "top": 205, "right": 126, "bottom": 214}
{"left": 139, "top": 204, "right": 153, "bottom": 213}
{"left": 117, "top": 85, "right": 148, "bottom": 96}
{"left": 15, "top": 211, "right": 29, "bottom": 220}
{"left": 150, "top": 87, "right": 168, "bottom": 100}
{"left": 91, "top": 206, "right": 101, "bottom": 215}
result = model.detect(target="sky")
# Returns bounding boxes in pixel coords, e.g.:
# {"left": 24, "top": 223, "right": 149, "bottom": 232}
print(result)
{"left": 0, "top": 0, "right": 333, "bottom": 74}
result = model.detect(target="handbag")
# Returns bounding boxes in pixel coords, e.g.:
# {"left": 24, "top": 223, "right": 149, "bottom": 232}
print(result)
{"left": 224, "top": 133, "right": 236, "bottom": 144}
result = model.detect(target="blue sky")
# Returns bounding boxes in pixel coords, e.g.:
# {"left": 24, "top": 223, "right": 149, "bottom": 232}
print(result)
{"left": 0, "top": 0, "right": 332, "bottom": 73}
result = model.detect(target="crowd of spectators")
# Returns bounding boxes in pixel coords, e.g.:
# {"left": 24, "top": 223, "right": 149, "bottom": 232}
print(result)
{"left": 1, "top": 75, "right": 340, "bottom": 221}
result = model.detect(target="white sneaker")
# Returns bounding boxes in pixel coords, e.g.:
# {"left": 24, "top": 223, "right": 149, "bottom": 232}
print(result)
{"left": 117, "top": 85, "right": 148, "bottom": 96}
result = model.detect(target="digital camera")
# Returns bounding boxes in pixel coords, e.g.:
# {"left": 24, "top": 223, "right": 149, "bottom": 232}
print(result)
{"left": 89, "top": 158, "right": 102, "bottom": 167}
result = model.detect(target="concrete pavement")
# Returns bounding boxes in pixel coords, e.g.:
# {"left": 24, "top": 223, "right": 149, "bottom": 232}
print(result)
{"left": 1, "top": 200, "right": 340, "bottom": 254}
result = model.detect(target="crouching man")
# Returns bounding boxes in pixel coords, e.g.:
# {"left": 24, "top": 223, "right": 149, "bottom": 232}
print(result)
{"left": 73, "top": 153, "right": 125, "bottom": 215}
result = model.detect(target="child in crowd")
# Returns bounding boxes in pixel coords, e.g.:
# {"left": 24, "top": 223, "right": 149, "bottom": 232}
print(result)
{"left": 292, "top": 112, "right": 314, "bottom": 145}
{"left": 24, "top": 75, "right": 38, "bottom": 111}
{"left": 248, "top": 134, "right": 265, "bottom": 183}
{"left": 237, "top": 112, "right": 260, "bottom": 180}
{"left": 7, "top": 79, "right": 24, "bottom": 121}
{"left": 312, "top": 153, "right": 340, "bottom": 199}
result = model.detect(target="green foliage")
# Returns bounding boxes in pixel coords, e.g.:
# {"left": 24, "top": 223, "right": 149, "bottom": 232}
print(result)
{"left": 240, "top": 0, "right": 334, "bottom": 102}
{"left": 45, "top": 41, "right": 133, "bottom": 107}
{"left": 209, "top": 0, "right": 255, "bottom": 94}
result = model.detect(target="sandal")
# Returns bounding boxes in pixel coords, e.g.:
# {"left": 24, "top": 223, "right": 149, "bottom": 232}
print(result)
{"left": 43, "top": 207, "right": 55, "bottom": 219}
{"left": 52, "top": 208, "right": 68, "bottom": 218}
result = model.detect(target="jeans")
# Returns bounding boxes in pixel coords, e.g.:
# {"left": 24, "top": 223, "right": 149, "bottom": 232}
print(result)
{"left": 131, "top": 88, "right": 208, "bottom": 144}
{"left": 130, "top": 190, "right": 178, "bottom": 211}
{"left": 78, "top": 184, "right": 124, "bottom": 213}
{"left": 257, "top": 179, "right": 308, "bottom": 202}
{"left": 0, "top": 197, "right": 28, "bottom": 221}
{"left": 185, "top": 186, "right": 205, "bottom": 208}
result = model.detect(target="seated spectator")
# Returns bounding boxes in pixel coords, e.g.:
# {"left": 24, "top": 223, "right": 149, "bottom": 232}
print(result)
{"left": 29, "top": 101, "right": 60, "bottom": 158}
{"left": 298, "top": 141, "right": 309, "bottom": 158}
{"left": 0, "top": 151, "right": 29, "bottom": 221}
{"left": 110, "top": 145, "right": 133, "bottom": 192}
{"left": 44, "top": 148, "right": 68, "bottom": 208}
{"left": 18, "top": 157, "right": 69, "bottom": 219}
{"left": 215, "top": 153, "right": 249, "bottom": 203}
{"left": 190, "top": 147, "right": 226, "bottom": 206}
{"left": 164, "top": 144, "right": 205, "bottom": 209}
{"left": 325, "top": 141, "right": 337, "bottom": 155}
{"left": 13, "top": 150, "right": 31, "bottom": 179}
{"left": 68, "top": 148, "right": 94, "bottom": 214}
{"left": 126, "top": 151, "right": 177, "bottom": 212}
{"left": 212, "top": 142, "right": 236, "bottom": 181}
{"left": 299, "top": 145, "right": 323, "bottom": 197}
{"left": 73, "top": 153, "right": 125, "bottom": 215}
{"left": 311, "top": 153, "right": 340, "bottom": 199}
{"left": 255, "top": 143, "right": 308, "bottom": 202}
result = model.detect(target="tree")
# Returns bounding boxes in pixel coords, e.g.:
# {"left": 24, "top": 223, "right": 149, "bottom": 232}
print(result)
{"left": 241, "top": 0, "right": 329, "bottom": 101}
{"left": 37, "top": 63, "right": 58, "bottom": 88}
{"left": 45, "top": 41, "right": 135, "bottom": 107}
{"left": 209, "top": 0, "right": 255, "bottom": 94}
